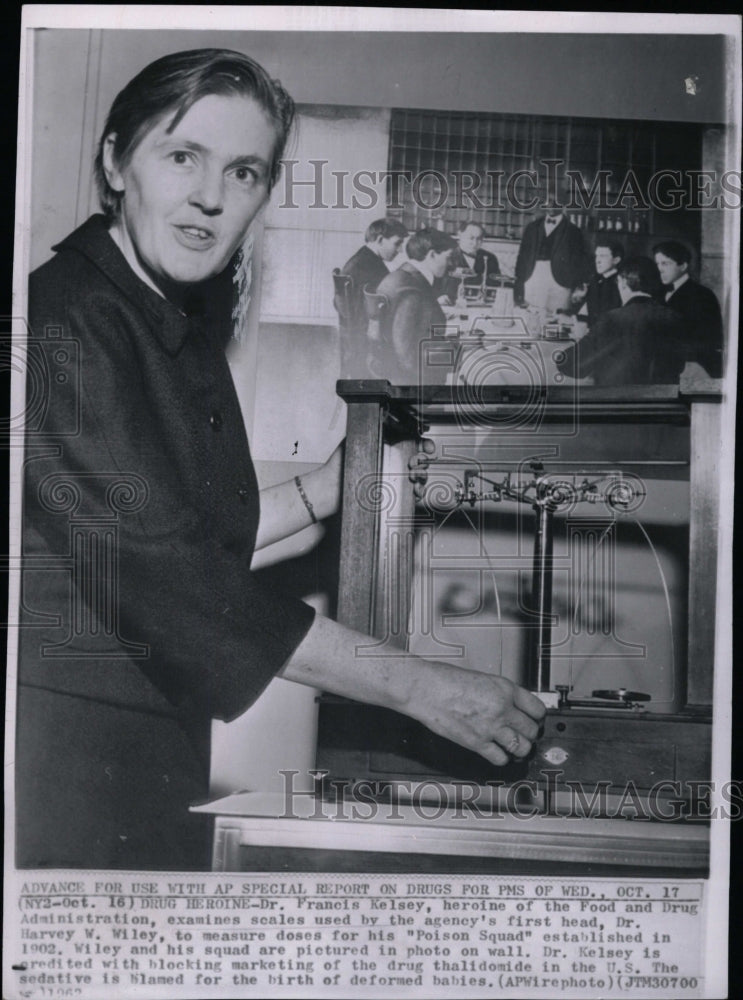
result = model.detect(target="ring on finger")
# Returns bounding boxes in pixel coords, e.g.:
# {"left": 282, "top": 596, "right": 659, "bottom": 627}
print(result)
{"left": 506, "top": 735, "right": 521, "bottom": 754}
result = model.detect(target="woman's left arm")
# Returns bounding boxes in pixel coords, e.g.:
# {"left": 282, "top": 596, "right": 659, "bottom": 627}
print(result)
{"left": 255, "top": 442, "right": 344, "bottom": 550}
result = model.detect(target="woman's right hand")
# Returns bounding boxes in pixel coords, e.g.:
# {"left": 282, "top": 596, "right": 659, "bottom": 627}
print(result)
{"left": 282, "top": 614, "right": 546, "bottom": 770}
{"left": 404, "top": 659, "right": 546, "bottom": 767}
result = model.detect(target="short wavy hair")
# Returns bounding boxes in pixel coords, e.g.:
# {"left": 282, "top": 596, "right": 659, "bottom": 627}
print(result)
{"left": 94, "top": 48, "right": 295, "bottom": 220}
{"left": 652, "top": 240, "right": 692, "bottom": 267}
{"left": 618, "top": 255, "right": 662, "bottom": 295}
{"left": 364, "top": 218, "right": 408, "bottom": 243}
{"left": 594, "top": 239, "right": 625, "bottom": 261}
{"left": 405, "top": 228, "right": 457, "bottom": 262}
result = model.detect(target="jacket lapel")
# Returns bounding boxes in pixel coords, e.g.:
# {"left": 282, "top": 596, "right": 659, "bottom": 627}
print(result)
{"left": 54, "top": 215, "right": 196, "bottom": 357}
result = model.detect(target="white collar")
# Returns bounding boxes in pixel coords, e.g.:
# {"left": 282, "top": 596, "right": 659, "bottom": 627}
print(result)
{"left": 409, "top": 259, "right": 435, "bottom": 285}
{"left": 672, "top": 273, "right": 690, "bottom": 292}
{"left": 601, "top": 268, "right": 617, "bottom": 279}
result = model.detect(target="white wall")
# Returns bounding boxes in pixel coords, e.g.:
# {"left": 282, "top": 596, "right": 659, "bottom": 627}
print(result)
{"left": 30, "top": 31, "right": 99, "bottom": 269}
{"left": 260, "top": 105, "right": 391, "bottom": 324}
{"left": 247, "top": 104, "right": 392, "bottom": 470}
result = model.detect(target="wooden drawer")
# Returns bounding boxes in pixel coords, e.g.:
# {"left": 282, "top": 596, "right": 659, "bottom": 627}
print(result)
{"left": 317, "top": 699, "right": 712, "bottom": 794}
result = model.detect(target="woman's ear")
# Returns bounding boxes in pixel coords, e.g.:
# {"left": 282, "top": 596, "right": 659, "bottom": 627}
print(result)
{"left": 102, "top": 134, "right": 125, "bottom": 193}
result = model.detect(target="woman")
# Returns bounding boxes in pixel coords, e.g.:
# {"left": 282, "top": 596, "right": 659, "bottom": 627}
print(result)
{"left": 17, "top": 49, "right": 544, "bottom": 870}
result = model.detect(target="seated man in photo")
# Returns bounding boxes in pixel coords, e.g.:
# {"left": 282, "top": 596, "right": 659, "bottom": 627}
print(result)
{"left": 443, "top": 221, "right": 501, "bottom": 302}
{"left": 337, "top": 217, "right": 408, "bottom": 328}
{"left": 573, "top": 239, "right": 624, "bottom": 327}
{"left": 653, "top": 240, "right": 724, "bottom": 378}
{"left": 557, "top": 256, "right": 686, "bottom": 385}
{"left": 372, "top": 227, "right": 457, "bottom": 384}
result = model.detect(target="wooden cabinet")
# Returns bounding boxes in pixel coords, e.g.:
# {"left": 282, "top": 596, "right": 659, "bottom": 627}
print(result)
{"left": 319, "top": 377, "right": 721, "bottom": 821}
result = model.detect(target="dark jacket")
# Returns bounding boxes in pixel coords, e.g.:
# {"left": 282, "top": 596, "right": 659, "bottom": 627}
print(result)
{"left": 338, "top": 244, "right": 389, "bottom": 327}
{"left": 514, "top": 216, "right": 589, "bottom": 304}
{"left": 336, "top": 244, "right": 391, "bottom": 378}
{"left": 17, "top": 215, "right": 315, "bottom": 869}
{"left": 557, "top": 295, "right": 686, "bottom": 385}
{"left": 444, "top": 246, "right": 500, "bottom": 301}
{"left": 582, "top": 270, "right": 622, "bottom": 325}
{"left": 664, "top": 278, "right": 724, "bottom": 378}
{"left": 374, "top": 261, "right": 449, "bottom": 384}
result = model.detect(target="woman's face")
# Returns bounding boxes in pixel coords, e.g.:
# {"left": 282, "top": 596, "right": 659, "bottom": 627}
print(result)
{"left": 104, "top": 94, "right": 278, "bottom": 292}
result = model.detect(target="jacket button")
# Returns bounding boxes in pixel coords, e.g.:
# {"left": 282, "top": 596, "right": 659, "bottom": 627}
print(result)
{"left": 210, "top": 410, "right": 223, "bottom": 431}
{"left": 236, "top": 485, "right": 250, "bottom": 503}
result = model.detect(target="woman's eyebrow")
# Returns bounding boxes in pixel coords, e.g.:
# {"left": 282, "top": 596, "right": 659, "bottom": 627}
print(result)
{"left": 155, "top": 137, "right": 269, "bottom": 172}
{"left": 228, "top": 154, "right": 270, "bottom": 173}
{"left": 156, "top": 137, "right": 207, "bottom": 152}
